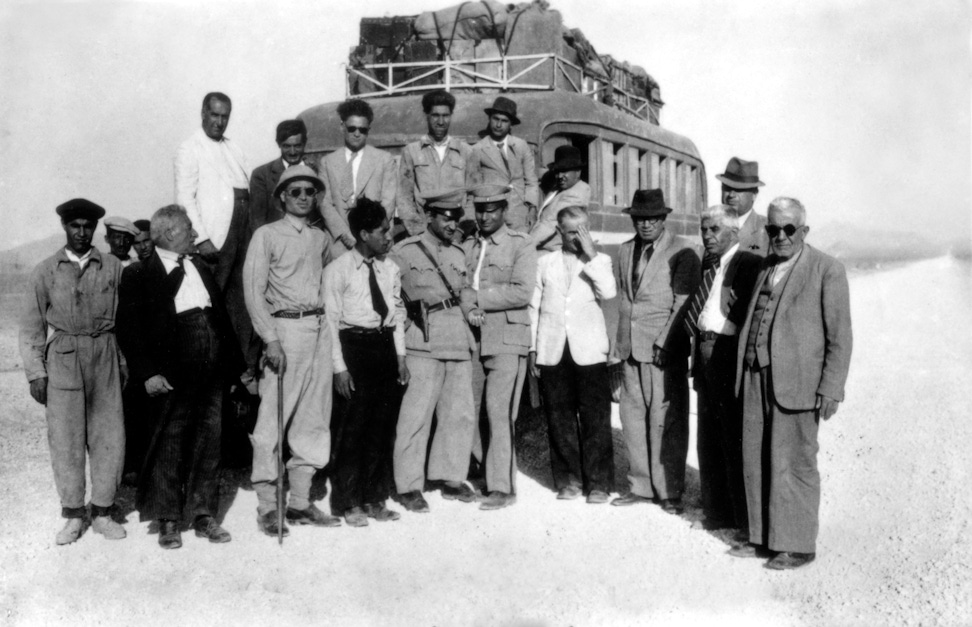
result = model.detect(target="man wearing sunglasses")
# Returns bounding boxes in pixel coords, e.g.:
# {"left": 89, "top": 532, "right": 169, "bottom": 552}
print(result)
{"left": 730, "top": 197, "right": 852, "bottom": 570}
{"left": 319, "top": 99, "right": 397, "bottom": 258}
{"left": 243, "top": 164, "right": 340, "bottom": 536}
{"left": 716, "top": 157, "right": 769, "bottom": 256}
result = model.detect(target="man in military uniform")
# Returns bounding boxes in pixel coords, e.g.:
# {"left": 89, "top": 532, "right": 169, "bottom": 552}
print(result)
{"left": 462, "top": 184, "right": 538, "bottom": 510}
{"left": 20, "top": 198, "right": 127, "bottom": 545}
{"left": 390, "top": 189, "right": 478, "bottom": 513}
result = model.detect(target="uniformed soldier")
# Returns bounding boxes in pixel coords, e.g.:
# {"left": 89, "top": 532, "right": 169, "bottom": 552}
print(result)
{"left": 390, "top": 189, "right": 478, "bottom": 513}
{"left": 462, "top": 184, "right": 538, "bottom": 510}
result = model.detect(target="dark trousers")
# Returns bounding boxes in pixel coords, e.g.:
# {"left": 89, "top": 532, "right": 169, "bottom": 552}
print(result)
{"left": 216, "top": 188, "right": 259, "bottom": 374}
{"left": 122, "top": 383, "right": 153, "bottom": 479}
{"left": 330, "top": 329, "right": 402, "bottom": 513}
{"left": 695, "top": 333, "right": 747, "bottom": 529}
{"left": 539, "top": 343, "right": 614, "bottom": 493}
{"left": 137, "top": 310, "right": 224, "bottom": 522}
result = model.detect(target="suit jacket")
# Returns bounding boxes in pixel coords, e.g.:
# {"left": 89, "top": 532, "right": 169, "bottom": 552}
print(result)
{"left": 319, "top": 145, "right": 397, "bottom": 255}
{"left": 248, "top": 158, "right": 324, "bottom": 239}
{"left": 462, "top": 226, "right": 538, "bottom": 357}
{"left": 614, "top": 228, "right": 700, "bottom": 363}
{"left": 734, "top": 244, "right": 853, "bottom": 410}
{"left": 469, "top": 134, "right": 539, "bottom": 211}
{"left": 736, "top": 210, "right": 769, "bottom": 257}
{"left": 529, "top": 251, "right": 616, "bottom": 366}
{"left": 116, "top": 251, "right": 243, "bottom": 386}
{"left": 530, "top": 180, "right": 591, "bottom": 252}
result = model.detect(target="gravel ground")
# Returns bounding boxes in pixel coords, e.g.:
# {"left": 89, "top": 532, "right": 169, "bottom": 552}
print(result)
{"left": 0, "top": 257, "right": 970, "bottom": 626}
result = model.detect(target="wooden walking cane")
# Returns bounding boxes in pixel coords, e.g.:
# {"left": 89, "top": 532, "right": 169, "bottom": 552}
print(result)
{"left": 276, "top": 365, "right": 285, "bottom": 546}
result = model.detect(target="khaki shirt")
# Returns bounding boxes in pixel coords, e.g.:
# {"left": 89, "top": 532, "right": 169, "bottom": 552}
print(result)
{"left": 390, "top": 231, "right": 474, "bottom": 360}
{"left": 396, "top": 136, "right": 474, "bottom": 235}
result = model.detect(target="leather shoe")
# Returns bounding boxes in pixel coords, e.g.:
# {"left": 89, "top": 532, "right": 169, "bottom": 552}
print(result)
{"left": 258, "top": 511, "right": 290, "bottom": 538}
{"left": 398, "top": 491, "right": 430, "bottom": 514}
{"left": 766, "top": 551, "right": 816, "bottom": 570}
{"left": 440, "top": 481, "right": 478, "bottom": 503}
{"left": 586, "top": 490, "right": 610, "bottom": 504}
{"left": 659, "top": 498, "right": 684, "bottom": 515}
{"left": 611, "top": 493, "right": 652, "bottom": 507}
{"left": 556, "top": 485, "right": 583, "bottom": 500}
{"left": 479, "top": 491, "right": 515, "bottom": 511}
{"left": 363, "top": 502, "right": 401, "bottom": 522}
{"left": 193, "top": 515, "right": 231, "bottom": 543}
{"left": 344, "top": 506, "right": 369, "bottom": 527}
{"left": 728, "top": 542, "right": 773, "bottom": 559}
{"left": 286, "top": 504, "right": 341, "bottom": 527}
{"left": 158, "top": 520, "right": 182, "bottom": 550}
{"left": 56, "top": 518, "right": 87, "bottom": 545}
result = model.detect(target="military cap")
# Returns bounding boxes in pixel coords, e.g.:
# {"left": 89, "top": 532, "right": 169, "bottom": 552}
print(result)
{"left": 470, "top": 184, "right": 510, "bottom": 205}
{"left": 274, "top": 163, "right": 325, "bottom": 197}
{"left": 104, "top": 216, "right": 139, "bottom": 236}
{"left": 56, "top": 198, "right": 106, "bottom": 222}
{"left": 421, "top": 188, "right": 465, "bottom": 219}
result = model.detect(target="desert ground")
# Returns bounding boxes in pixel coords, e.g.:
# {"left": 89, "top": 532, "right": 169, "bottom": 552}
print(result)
{"left": 1, "top": 255, "right": 970, "bottom": 626}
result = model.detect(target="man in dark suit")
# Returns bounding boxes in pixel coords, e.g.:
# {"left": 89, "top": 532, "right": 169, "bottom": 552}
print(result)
{"left": 249, "top": 119, "right": 322, "bottom": 238}
{"left": 612, "top": 189, "right": 700, "bottom": 513}
{"left": 117, "top": 205, "right": 243, "bottom": 550}
{"left": 730, "top": 197, "right": 852, "bottom": 569}
{"left": 716, "top": 157, "right": 769, "bottom": 257}
{"left": 684, "top": 205, "right": 761, "bottom": 534}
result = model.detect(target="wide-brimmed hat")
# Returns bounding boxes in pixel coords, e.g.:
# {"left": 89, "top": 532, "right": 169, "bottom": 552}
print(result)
{"left": 547, "top": 145, "right": 583, "bottom": 173}
{"left": 421, "top": 188, "right": 465, "bottom": 220}
{"left": 56, "top": 198, "right": 105, "bottom": 222}
{"left": 470, "top": 184, "right": 510, "bottom": 205}
{"left": 104, "top": 216, "right": 138, "bottom": 237}
{"left": 484, "top": 96, "right": 520, "bottom": 125}
{"left": 623, "top": 189, "right": 672, "bottom": 217}
{"left": 715, "top": 157, "right": 765, "bottom": 189}
{"left": 274, "top": 163, "right": 325, "bottom": 197}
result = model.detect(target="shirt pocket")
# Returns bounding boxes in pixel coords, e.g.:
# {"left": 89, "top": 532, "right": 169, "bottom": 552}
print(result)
{"left": 404, "top": 261, "right": 439, "bottom": 295}
{"left": 81, "top": 274, "right": 118, "bottom": 326}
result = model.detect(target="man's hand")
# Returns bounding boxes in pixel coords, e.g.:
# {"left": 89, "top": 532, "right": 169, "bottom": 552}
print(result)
{"left": 467, "top": 308, "right": 487, "bottom": 327}
{"left": 335, "top": 370, "right": 355, "bottom": 400}
{"left": 264, "top": 340, "right": 287, "bottom": 374}
{"left": 576, "top": 223, "right": 597, "bottom": 261}
{"left": 145, "top": 374, "right": 174, "bottom": 397}
{"left": 340, "top": 233, "right": 356, "bottom": 249}
{"left": 120, "top": 363, "right": 129, "bottom": 390}
{"left": 29, "top": 378, "right": 48, "bottom": 405}
{"left": 396, "top": 356, "right": 410, "bottom": 386}
{"left": 651, "top": 346, "right": 669, "bottom": 368}
{"left": 528, "top": 351, "right": 540, "bottom": 379}
{"left": 195, "top": 239, "right": 218, "bottom": 258}
{"left": 816, "top": 394, "right": 840, "bottom": 421}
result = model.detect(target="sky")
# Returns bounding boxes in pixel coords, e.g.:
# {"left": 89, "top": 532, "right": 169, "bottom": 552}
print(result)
{"left": 0, "top": 0, "right": 968, "bottom": 250}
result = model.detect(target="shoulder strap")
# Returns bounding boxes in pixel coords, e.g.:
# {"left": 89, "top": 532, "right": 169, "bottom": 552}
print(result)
{"left": 415, "top": 240, "right": 459, "bottom": 299}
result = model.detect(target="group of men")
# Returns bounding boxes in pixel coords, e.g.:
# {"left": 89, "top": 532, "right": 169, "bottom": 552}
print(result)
{"left": 20, "top": 88, "right": 851, "bottom": 571}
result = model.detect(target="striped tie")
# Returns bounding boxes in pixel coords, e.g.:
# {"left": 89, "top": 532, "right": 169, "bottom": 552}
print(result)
{"left": 685, "top": 255, "right": 720, "bottom": 333}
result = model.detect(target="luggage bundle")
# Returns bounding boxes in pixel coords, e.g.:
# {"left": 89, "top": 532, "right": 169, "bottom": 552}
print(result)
{"left": 348, "top": 0, "right": 663, "bottom": 124}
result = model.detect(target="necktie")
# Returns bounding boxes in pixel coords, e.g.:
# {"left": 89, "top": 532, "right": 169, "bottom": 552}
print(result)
{"left": 685, "top": 255, "right": 721, "bottom": 333}
{"left": 169, "top": 254, "right": 188, "bottom": 295}
{"left": 342, "top": 151, "right": 357, "bottom": 206}
{"left": 631, "top": 241, "right": 653, "bottom": 289}
{"left": 473, "top": 238, "right": 488, "bottom": 290}
{"left": 497, "top": 141, "right": 511, "bottom": 175}
{"left": 367, "top": 260, "right": 389, "bottom": 322}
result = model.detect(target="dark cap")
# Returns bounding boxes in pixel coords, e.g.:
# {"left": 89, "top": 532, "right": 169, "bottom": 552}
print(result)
{"left": 422, "top": 188, "right": 465, "bottom": 220}
{"left": 623, "top": 189, "right": 672, "bottom": 217}
{"left": 56, "top": 198, "right": 106, "bottom": 222}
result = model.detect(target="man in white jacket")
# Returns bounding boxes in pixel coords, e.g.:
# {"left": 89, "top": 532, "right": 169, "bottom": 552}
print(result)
{"left": 528, "top": 206, "right": 617, "bottom": 503}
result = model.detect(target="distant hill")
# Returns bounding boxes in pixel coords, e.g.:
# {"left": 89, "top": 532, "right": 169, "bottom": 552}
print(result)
{"left": 809, "top": 222, "right": 944, "bottom": 268}
{"left": 0, "top": 234, "right": 66, "bottom": 294}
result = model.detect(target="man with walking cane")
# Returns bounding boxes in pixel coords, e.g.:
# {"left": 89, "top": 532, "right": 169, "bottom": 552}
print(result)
{"left": 243, "top": 164, "right": 341, "bottom": 538}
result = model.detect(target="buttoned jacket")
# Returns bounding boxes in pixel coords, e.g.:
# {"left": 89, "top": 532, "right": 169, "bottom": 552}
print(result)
{"left": 734, "top": 244, "right": 852, "bottom": 410}
{"left": 397, "top": 136, "right": 474, "bottom": 235}
{"left": 462, "top": 226, "right": 538, "bottom": 356}
{"left": 529, "top": 250, "right": 616, "bottom": 366}
{"left": 736, "top": 210, "right": 769, "bottom": 257}
{"left": 613, "top": 228, "right": 700, "bottom": 363}
{"left": 319, "top": 145, "right": 398, "bottom": 255}
{"left": 469, "top": 134, "right": 539, "bottom": 211}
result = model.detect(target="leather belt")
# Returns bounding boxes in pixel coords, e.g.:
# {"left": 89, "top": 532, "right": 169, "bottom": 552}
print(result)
{"left": 426, "top": 297, "right": 460, "bottom": 314}
{"left": 340, "top": 326, "right": 391, "bottom": 336}
{"left": 273, "top": 307, "right": 324, "bottom": 319}
{"left": 698, "top": 330, "right": 726, "bottom": 341}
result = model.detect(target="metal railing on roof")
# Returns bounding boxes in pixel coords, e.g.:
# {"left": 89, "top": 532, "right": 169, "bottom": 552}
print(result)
{"left": 346, "top": 52, "right": 659, "bottom": 124}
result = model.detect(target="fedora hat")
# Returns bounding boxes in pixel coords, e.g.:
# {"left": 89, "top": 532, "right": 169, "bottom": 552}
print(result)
{"left": 274, "top": 163, "right": 325, "bottom": 197}
{"left": 547, "top": 145, "right": 583, "bottom": 173}
{"left": 715, "top": 157, "right": 765, "bottom": 189}
{"left": 484, "top": 96, "right": 520, "bottom": 125}
{"left": 623, "top": 189, "right": 672, "bottom": 217}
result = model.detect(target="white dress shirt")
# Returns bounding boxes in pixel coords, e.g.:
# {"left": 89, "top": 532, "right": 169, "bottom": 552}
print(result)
{"left": 698, "top": 243, "right": 739, "bottom": 335}
{"left": 156, "top": 247, "right": 212, "bottom": 313}
{"left": 344, "top": 148, "right": 363, "bottom": 191}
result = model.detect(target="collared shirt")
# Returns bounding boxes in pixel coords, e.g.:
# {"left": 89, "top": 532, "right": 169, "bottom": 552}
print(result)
{"left": 698, "top": 242, "right": 740, "bottom": 335}
{"left": 768, "top": 246, "right": 803, "bottom": 287}
{"left": 344, "top": 147, "right": 363, "bottom": 191}
{"left": 323, "top": 247, "right": 406, "bottom": 372}
{"left": 156, "top": 247, "right": 212, "bottom": 314}
{"left": 243, "top": 213, "right": 331, "bottom": 344}
{"left": 432, "top": 136, "right": 450, "bottom": 163}
{"left": 175, "top": 128, "right": 249, "bottom": 249}
{"left": 64, "top": 247, "right": 93, "bottom": 270}
{"left": 494, "top": 139, "right": 508, "bottom": 158}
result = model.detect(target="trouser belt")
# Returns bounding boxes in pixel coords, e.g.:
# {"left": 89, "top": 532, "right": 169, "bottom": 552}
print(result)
{"left": 426, "top": 297, "right": 460, "bottom": 313}
{"left": 273, "top": 307, "right": 325, "bottom": 319}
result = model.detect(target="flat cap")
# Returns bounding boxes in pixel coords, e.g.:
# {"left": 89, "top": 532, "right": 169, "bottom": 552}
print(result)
{"left": 470, "top": 184, "right": 510, "bottom": 205}
{"left": 104, "top": 216, "right": 139, "bottom": 236}
{"left": 56, "top": 198, "right": 106, "bottom": 222}
{"left": 274, "top": 163, "right": 325, "bottom": 197}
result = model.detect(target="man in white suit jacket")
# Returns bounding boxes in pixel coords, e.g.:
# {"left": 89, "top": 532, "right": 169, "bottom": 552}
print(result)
{"left": 529, "top": 206, "right": 616, "bottom": 504}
